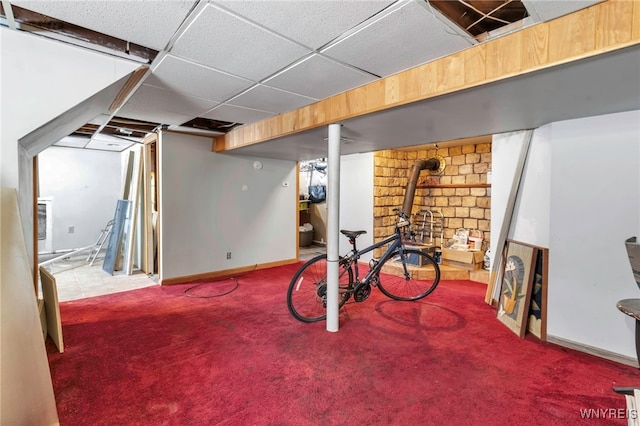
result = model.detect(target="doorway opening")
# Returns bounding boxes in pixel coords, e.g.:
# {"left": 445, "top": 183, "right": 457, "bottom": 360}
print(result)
{"left": 299, "top": 158, "right": 328, "bottom": 261}
{"left": 35, "top": 137, "right": 157, "bottom": 301}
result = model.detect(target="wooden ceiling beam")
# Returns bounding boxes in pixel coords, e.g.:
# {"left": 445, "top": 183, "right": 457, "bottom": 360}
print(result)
{"left": 213, "top": 0, "right": 639, "bottom": 154}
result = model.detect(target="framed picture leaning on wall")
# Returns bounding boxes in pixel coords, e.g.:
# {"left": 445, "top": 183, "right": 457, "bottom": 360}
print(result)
{"left": 497, "top": 240, "right": 538, "bottom": 337}
{"left": 527, "top": 248, "right": 549, "bottom": 340}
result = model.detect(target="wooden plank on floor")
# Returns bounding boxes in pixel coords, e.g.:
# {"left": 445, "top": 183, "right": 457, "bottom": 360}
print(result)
{"left": 125, "top": 146, "right": 142, "bottom": 275}
{"left": 39, "top": 266, "right": 63, "bottom": 353}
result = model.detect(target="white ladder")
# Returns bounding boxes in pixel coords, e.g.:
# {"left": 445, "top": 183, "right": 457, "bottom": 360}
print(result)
{"left": 87, "top": 220, "right": 114, "bottom": 266}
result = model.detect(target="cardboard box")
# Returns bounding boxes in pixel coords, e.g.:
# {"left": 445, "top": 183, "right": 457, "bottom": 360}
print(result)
{"left": 442, "top": 248, "right": 484, "bottom": 270}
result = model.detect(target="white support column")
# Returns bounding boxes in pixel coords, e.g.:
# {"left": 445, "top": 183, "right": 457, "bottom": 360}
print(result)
{"left": 326, "top": 124, "right": 341, "bottom": 332}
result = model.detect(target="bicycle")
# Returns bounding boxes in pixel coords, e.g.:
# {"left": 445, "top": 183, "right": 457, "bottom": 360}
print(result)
{"left": 287, "top": 209, "right": 441, "bottom": 322}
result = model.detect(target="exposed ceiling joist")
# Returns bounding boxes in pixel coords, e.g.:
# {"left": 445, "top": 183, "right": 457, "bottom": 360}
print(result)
{"left": 0, "top": 3, "right": 158, "bottom": 62}
{"left": 428, "top": 0, "right": 529, "bottom": 37}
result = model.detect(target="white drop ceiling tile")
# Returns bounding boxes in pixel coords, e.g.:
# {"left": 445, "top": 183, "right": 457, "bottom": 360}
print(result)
{"left": 228, "top": 85, "right": 317, "bottom": 113}
{"left": 215, "top": 0, "right": 395, "bottom": 49}
{"left": 54, "top": 136, "right": 89, "bottom": 148}
{"left": 85, "top": 135, "right": 135, "bottom": 152}
{"left": 322, "top": 1, "right": 472, "bottom": 78}
{"left": 171, "top": 4, "right": 311, "bottom": 81}
{"left": 12, "top": 1, "right": 197, "bottom": 51}
{"left": 147, "top": 55, "right": 254, "bottom": 102}
{"left": 88, "top": 114, "right": 111, "bottom": 126}
{"left": 263, "top": 54, "right": 377, "bottom": 99}
{"left": 119, "top": 84, "right": 218, "bottom": 125}
{"left": 202, "top": 104, "right": 276, "bottom": 125}
{"left": 522, "top": 0, "right": 602, "bottom": 22}
{"left": 117, "top": 108, "right": 194, "bottom": 127}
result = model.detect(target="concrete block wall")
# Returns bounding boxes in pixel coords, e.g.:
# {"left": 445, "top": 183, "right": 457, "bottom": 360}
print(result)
{"left": 373, "top": 143, "right": 492, "bottom": 257}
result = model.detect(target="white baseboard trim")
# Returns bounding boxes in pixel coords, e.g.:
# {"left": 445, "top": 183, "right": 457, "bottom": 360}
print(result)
{"left": 547, "top": 335, "right": 639, "bottom": 368}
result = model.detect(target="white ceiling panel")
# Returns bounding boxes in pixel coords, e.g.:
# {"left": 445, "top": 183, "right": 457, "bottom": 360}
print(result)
{"left": 202, "top": 104, "right": 276, "bottom": 125}
{"left": 228, "top": 45, "right": 640, "bottom": 163}
{"left": 228, "top": 84, "right": 317, "bottom": 113}
{"left": 322, "top": 0, "right": 472, "bottom": 77}
{"left": 84, "top": 134, "right": 135, "bottom": 152}
{"left": 119, "top": 84, "right": 218, "bottom": 125}
{"left": 88, "top": 114, "right": 111, "bottom": 126}
{"left": 215, "top": 0, "right": 396, "bottom": 49}
{"left": 117, "top": 108, "right": 194, "bottom": 128}
{"left": 264, "top": 54, "right": 377, "bottom": 100}
{"left": 12, "top": 0, "right": 197, "bottom": 51}
{"left": 54, "top": 136, "right": 89, "bottom": 148}
{"left": 171, "top": 4, "right": 311, "bottom": 81}
{"left": 147, "top": 54, "right": 254, "bottom": 102}
{"left": 523, "top": 0, "right": 602, "bottom": 22}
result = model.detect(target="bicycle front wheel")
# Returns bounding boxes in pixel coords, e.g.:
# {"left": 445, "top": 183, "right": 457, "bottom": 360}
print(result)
{"left": 377, "top": 248, "right": 440, "bottom": 301}
{"left": 287, "top": 254, "right": 353, "bottom": 323}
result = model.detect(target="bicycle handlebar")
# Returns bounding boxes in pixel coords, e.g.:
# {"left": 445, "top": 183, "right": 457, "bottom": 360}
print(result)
{"left": 393, "top": 208, "right": 410, "bottom": 228}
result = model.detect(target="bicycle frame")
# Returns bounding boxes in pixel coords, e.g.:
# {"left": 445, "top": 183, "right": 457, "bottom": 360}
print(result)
{"left": 342, "top": 225, "right": 411, "bottom": 294}
{"left": 286, "top": 208, "right": 442, "bottom": 323}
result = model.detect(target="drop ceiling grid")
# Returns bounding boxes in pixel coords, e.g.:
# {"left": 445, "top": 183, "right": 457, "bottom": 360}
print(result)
{"left": 322, "top": 0, "right": 473, "bottom": 78}
{"left": 227, "top": 84, "right": 318, "bottom": 114}
{"left": 119, "top": 84, "right": 219, "bottom": 126}
{"left": 214, "top": 0, "right": 396, "bottom": 50}
{"left": 85, "top": 133, "right": 135, "bottom": 152}
{"left": 263, "top": 54, "right": 378, "bottom": 100}
{"left": 522, "top": 0, "right": 603, "bottom": 23}
{"left": 202, "top": 104, "right": 276, "bottom": 125}
{"left": 12, "top": 0, "right": 610, "bottom": 139}
{"left": 170, "top": 3, "right": 312, "bottom": 82}
{"left": 54, "top": 136, "right": 90, "bottom": 149}
{"left": 84, "top": 141, "right": 135, "bottom": 152}
{"left": 146, "top": 54, "right": 255, "bottom": 103}
{"left": 12, "top": 0, "right": 197, "bottom": 51}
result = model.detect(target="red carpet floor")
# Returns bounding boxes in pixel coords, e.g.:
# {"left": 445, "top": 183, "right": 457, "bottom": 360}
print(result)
{"left": 47, "top": 263, "right": 640, "bottom": 425}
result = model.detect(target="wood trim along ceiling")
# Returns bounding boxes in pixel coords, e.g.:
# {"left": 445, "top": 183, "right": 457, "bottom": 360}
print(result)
{"left": 213, "top": 0, "right": 639, "bottom": 153}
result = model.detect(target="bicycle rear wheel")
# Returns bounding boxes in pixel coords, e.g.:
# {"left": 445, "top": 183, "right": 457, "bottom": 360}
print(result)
{"left": 287, "top": 254, "right": 353, "bottom": 323}
{"left": 377, "top": 248, "right": 440, "bottom": 301}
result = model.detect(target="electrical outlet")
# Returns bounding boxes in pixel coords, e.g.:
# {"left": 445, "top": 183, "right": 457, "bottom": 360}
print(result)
{"left": 226, "top": 252, "right": 232, "bottom": 260}
{"left": 68, "top": 226, "right": 74, "bottom": 234}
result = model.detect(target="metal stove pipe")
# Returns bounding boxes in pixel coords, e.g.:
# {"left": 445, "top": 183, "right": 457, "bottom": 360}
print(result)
{"left": 401, "top": 157, "right": 441, "bottom": 217}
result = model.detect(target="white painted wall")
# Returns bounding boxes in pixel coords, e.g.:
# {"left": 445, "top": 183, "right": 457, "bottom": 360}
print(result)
{"left": 548, "top": 110, "right": 640, "bottom": 359}
{"left": 38, "top": 147, "right": 122, "bottom": 252}
{"left": 1, "top": 27, "right": 137, "bottom": 189}
{"left": 339, "top": 152, "right": 374, "bottom": 261}
{"left": 0, "top": 30, "right": 138, "bottom": 426}
{"left": 490, "top": 127, "right": 551, "bottom": 271}
{"left": 510, "top": 126, "right": 551, "bottom": 247}
{"left": 492, "top": 111, "right": 640, "bottom": 360}
{"left": 158, "top": 131, "right": 297, "bottom": 281}
{"left": 1, "top": 27, "right": 138, "bottom": 265}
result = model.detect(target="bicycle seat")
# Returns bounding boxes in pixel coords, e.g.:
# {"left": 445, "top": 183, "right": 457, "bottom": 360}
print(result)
{"left": 340, "top": 230, "right": 367, "bottom": 239}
